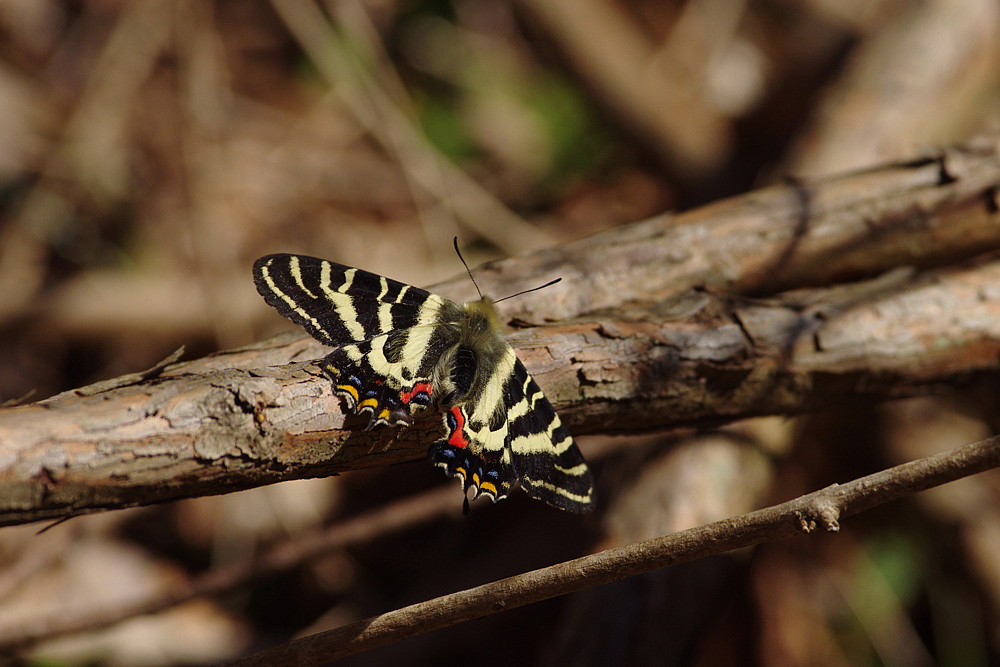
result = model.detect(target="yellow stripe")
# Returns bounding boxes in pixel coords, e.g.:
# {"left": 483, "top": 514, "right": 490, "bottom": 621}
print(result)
{"left": 260, "top": 264, "right": 327, "bottom": 339}
{"left": 470, "top": 347, "right": 516, "bottom": 425}
{"left": 526, "top": 478, "right": 593, "bottom": 504}
{"left": 554, "top": 462, "right": 589, "bottom": 476}
{"left": 336, "top": 384, "right": 359, "bottom": 402}
{"left": 319, "top": 263, "right": 365, "bottom": 339}
{"left": 376, "top": 277, "right": 393, "bottom": 333}
{"left": 289, "top": 256, "right": 319, "bottom": 299}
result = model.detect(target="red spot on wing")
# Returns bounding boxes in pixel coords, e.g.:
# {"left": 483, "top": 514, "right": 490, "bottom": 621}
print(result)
{"left": 447, "top": 406, "right": 469, "bottom": 449}
{"left": 399, "top": 382, "right": 433, "bottom": 405}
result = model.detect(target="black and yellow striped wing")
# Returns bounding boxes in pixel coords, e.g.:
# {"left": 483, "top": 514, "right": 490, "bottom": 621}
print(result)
{"left": 253, "top": 254, "right": 448, "bottom": 347}
{"left": 505, "top": 360, "right": 593, "bottom": 510}
{"left": 431, "top": 349, "right": 594, "bottom": 512}
{"left": 254, "top": 253, "right": 460, "bottom": 426}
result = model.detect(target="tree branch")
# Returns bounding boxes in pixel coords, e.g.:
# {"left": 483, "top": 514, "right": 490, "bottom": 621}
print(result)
{"left": 1, "top": 140, "right": 999, "bottom": 526}
{"left": 224, "top": 434, "right": 1000, "bottom": 665}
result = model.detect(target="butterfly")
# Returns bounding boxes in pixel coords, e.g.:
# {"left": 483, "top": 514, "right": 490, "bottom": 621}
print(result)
{"left": 253, "top": 249, "right": 594, "bottom": 513}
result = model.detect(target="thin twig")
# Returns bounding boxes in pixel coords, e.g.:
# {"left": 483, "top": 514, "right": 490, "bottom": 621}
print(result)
{"left": 226, "top": 434, "right": 1000, "bottom": 665}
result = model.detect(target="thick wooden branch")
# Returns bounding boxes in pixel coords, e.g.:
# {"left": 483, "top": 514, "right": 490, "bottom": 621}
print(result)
{"left": 452, "top": 139, "right": 1000, "bottom": 319}
{"left": 1, "top": 141, "right": 999, "bottom": 526}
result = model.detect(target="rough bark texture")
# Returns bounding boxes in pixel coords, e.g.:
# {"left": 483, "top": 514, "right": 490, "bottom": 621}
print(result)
{"left": 1, "top": 140, "right": 999, "bottom": 527}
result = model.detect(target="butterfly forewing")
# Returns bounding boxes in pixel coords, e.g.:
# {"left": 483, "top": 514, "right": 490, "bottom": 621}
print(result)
{"left": 254, "top": 254, "right": 458, "bottom": 426}
{"left": 253, "top": 254, "right": 445, "bottom": 346}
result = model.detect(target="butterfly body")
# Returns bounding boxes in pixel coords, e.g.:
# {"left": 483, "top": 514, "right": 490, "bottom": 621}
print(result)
{"left": 253, "top": 253, "right": 594, "bottom": 513}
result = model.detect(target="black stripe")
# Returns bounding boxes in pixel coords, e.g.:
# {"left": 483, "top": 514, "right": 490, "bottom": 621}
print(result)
{"left": 417, "top": 319, "right": 461, "bottom": 379}
{"left": 390, "top": 299, "right": 421, "bottom": 331}
{"left": 378, "top": 275, "right": 407, "bottom": 303}
{"left": 382, "top": 329, "right": 409, "bottom": 364}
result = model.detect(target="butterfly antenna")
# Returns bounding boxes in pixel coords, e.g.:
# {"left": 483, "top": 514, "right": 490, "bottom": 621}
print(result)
{"left": 495, "top": 277, "right": 562, "bottom": 304}
{"left": 453, "top": 237, "right": 484, "bottom": 299}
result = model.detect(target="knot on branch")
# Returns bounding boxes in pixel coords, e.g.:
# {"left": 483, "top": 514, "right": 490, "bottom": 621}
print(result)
{"left": 794, "top": 485, "right": 843, "bottom": 534}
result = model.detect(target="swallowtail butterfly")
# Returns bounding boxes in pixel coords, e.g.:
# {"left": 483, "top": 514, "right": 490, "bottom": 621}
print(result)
{"left": 253, "top": 250, "right": 595, "bottom": 513}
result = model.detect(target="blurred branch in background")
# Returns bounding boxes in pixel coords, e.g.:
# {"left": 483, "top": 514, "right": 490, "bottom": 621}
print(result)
{"left": 787, "top": 0, "right": 1000, "bottom": 175}
{"left": 516, "top": 0, "right": 734, "bottom": 182}
{"left": 0, "top": 484, "right": 463, "bottom": 652}
{"left": 274, "top": 0, "right": 555, "bottom": 256}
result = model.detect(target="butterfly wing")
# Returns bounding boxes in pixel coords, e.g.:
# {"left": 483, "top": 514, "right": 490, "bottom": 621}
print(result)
{"left": 254, "top": 253, "right": 462, "bottom": 425}
{"left": 506, "top": 360, "right": 594, "bottom": 512}
{"left": 253, "top": 253, "right": 449, "bottom": 346}
{"left": 430, "top": 346, "right": 595, "bottom": 513}
{"left": 323, "top": 322, "right": 461, "bottom": 427}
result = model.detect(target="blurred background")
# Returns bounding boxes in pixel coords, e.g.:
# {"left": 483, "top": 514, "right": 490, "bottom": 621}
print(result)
{"left": 0, "top": 0, "right": 999, "bottom": 664}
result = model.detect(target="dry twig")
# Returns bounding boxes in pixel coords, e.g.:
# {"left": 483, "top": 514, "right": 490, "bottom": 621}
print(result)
{"left": 226, "top": 434, "right": 1000, "bottom": 665}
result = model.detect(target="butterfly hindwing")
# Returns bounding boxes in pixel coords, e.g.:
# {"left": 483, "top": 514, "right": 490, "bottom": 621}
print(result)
{"left": 429, "top": 346, "right": 518, "bottom": 505}
{"left": 323, "top": 322, "right": 461, "bottom": 427}
{"left": 505, "top": 360, "right": 594, "bottom": 511}
{"left": 430, "top": 347, "right": 595, "bottom": 513}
